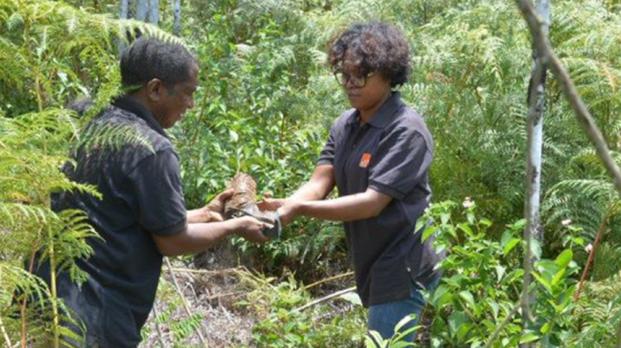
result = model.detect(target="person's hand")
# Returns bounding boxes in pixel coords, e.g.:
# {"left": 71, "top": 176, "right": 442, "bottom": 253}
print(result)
{"left": 233, "top": 216, "right": 269, "bottom": 243}
{"left": 190, "top": 188, "right": 234, "bottom": 223}
{"left": 257, "top": 191, "right": 286, "bottom": 212}
{"left": 277, "top": 200, "right": 301, "bottom": 226}
{"left": 206, "top": 188, "right": 234, "bottom": 214}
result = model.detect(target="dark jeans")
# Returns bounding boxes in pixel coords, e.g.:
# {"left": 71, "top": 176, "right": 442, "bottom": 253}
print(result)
{"left": 367, "top": 275, "right": 441, "bottom": 342}
{"left": 34, "top": 263, "right": 140, "bottom": 348}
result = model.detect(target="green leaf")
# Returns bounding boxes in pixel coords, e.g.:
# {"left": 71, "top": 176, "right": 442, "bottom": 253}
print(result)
{"left": 502, "top": 238, "right": 520, "bottom": 255}
{"left": 458, "top": 223, "right": 474, "bottom": 237}
{"left": 229, "top": 129, "right": 239, "bottom": 142}
{"left": 448, "top": 311, "right": 468, "bottom": 336}
{"left": 519, "top": 333, "right": 539, "bottom": 344}
{"left": 365, "top": 331, "right": 386, "bottom": 348}
{"left": 431, "top": 284, "right": 454, "bottom": 307}
{"left": 495, "top": 265, "right": 506, "bottom": 282}
{"left": 530, "top": 239, "right": 542, "bottom": 259}
{"left": 532, "top": 272, "right": 553, "bottom": 294}
{"left": 393, "top": 314, "right": 417, "bottom": 333}
{"left": 459, "top": 290, "right": 475, "bottom": 309}
{"left": 554, "top": 249, "right": 573, "bottom": 269}
{"left": 422, "top": 225, "right": 438, "bottom": 242}
{"left": 339, "top": 291, "right": 362, "bottom": 306}
{"left": 551, "top": 268, "right": 566, "bottom": 287}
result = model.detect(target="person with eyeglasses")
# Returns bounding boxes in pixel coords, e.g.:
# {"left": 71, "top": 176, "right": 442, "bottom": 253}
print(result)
{"left": 259, "top": 22, "right": 444, "bottom": 341}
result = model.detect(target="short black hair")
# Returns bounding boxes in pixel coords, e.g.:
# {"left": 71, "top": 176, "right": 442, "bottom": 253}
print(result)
{"left": 120, "top": 37, "right": 197, "bottom": 90}
{"left": 328, "top": 22, "right": 410, "bottom": 87}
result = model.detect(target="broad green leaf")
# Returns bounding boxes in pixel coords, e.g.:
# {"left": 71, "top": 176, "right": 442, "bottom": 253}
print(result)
{"left": 519, "top": 333, "right": 539, "bottom": 344}
{"left": 503, "top": 238, "right": 520, "bottom": 255}
{"left": 339, "top": 291, "right": 362, "bottom": 306}
{"left": 422, "top": 225, "right": 438, "bottom": 242}
{"left": 394, "top": 314, "right": 417, "bottom": 333}
{"left": 495, "top": 265, "right": 506, "bottom": 282}
{"left": 229, "top": 129, "right": 239, "bottom": 142}
{"left": 530, "top": 239, "right": 542, "bottom": 259}
{"left": 532, "top": 272, "right": 553, "bottom": 294}
{"left": 365, "top": 331, "right": 386, "bottom": 348}
{"left": 448, "top": 311, "right": 468, "bottom": 336}
{"left": 541, "top": 322, "right": 551, "bottom": 334}
{"left": 551, "top": 268, "right": 566, "bottom": 287}
{"left": 459, "top": 290, "right": 475, "bottom": 309}
{"left": 554, "top": 249, "right": 573, "bottom": 269}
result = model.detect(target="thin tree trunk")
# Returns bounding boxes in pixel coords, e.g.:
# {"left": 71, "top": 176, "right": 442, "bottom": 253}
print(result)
{"left": 574, "top": 215, "right": 609, "bottom": 301}
{"left": 148, "top": 0, "right": 159, "bottom": 25}
{"left": 119, "top": 0, "right": 129, "bottom": 19}
{"left": 118, "top": 0, "right": 130, "bottom": 54}
{"left": 172, "top": 0, "right": 181, "bottom": 36}
{"left": 514, "top": 0, "right": 621, "bottom": 194}
{"left": 135, "top": 0, "right": 148, "bottom": 21}
{"left": 521, "top": 0, "right": 550, "bottom": 346}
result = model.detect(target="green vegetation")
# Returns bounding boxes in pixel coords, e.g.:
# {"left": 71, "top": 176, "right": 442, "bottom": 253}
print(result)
{"left": 3, "top": 0, "right": 621, "bottom": 346}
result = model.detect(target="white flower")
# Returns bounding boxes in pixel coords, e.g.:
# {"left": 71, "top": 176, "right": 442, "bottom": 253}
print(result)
{"left": 463, "top": 197, "right": 474, "bottom": 209}
{"left": 561, "top": 219, "right": 572, "bottom": 226}
{"left": 585, "top": 243, "right": 593, "bottom": 253}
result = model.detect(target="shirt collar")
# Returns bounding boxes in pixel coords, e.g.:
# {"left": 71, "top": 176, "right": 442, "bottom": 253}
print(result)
{"left": 345, "top": 91, "right": 404, "bottom": 128}
{"left": 112, "top": 95, "right": 168, "bottom": 138}
{"left": 367, "top": 91, "right": 404, "bottom": 128}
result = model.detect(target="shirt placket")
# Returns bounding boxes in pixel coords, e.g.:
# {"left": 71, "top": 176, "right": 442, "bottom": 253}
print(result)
{"left": 342, "top": 123, "right": 370, "bottom": 193}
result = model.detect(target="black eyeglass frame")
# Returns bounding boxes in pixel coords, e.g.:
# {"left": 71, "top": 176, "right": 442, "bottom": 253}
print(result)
{"left": 333, "top": 70, "right": 375, "bottom": 88}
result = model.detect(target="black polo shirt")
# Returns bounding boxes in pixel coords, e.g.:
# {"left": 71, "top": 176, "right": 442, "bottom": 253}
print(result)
{"left": 318, "top": 92, "right": 443, "bottom": 307}
{"left": 35, "top": 95, "right": 187, "bottom": 347}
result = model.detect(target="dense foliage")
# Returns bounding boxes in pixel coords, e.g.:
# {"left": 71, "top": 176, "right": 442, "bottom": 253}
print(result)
{"left": 3, "top": 0, "right": 621, "bottom": 346}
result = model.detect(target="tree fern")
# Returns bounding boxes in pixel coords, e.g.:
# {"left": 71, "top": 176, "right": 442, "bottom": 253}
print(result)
{"left": 0, "top": 0, "right": 190, "bottom": 345}
{"left": 568, "top": 271, "right": 621, "bottom": 346}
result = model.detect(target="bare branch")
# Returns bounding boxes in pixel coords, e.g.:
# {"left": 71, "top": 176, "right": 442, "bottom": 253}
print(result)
{"left": 515, "top": 0, "right": 621, "bottom": 194}
{"left": 164, "top": 258, "right": 209, "bottom": 347}
{"left": 292, "top": 286, "right": 357, "bottom": 313}
{"left": 303, "top": 271, "right": 354, "bottom": 290}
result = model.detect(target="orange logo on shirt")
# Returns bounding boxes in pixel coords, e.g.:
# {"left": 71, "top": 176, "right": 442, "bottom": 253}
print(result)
{"left": 359, "top": 153, "right": 372, "bottom": 168}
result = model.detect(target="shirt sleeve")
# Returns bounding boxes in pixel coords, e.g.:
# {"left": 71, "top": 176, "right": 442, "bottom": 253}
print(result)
{"left": 317, "top": 123, "right": 338, "bottom": 165}
{"left": 128, "top": 149, "right": 187, "bottom": 235}
{"left": 368, "top": 127, "right": 432, "bottom": 200}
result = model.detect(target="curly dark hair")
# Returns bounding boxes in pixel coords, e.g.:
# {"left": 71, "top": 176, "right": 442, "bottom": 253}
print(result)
{"left": 120, "top": 37, "right": 197, "bottom": 90}
{"left": 328, "top": 22, "right": 410, "bottom": 87}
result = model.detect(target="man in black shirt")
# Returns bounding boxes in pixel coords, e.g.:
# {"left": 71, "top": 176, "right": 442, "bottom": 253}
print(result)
{"left": 35, "top": 37, "right": 268, "bottom": 347}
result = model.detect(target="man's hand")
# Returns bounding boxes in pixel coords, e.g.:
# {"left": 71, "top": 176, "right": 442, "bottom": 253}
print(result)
{"left": 276, "top": 200, "right": 302, "bottom": 226}
{"left": 187, "top": 189, "right": 234, "bottom": 223}
{"left": 257, "top": 191, "right": 286, "bottom": 212}
{"left": 232, "top": 216, "right": 269, "bottom": 243}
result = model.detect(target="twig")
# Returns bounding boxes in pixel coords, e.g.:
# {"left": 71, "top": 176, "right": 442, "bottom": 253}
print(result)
{"left": 574, "top": 217, "right": 608, "bottom": 301}
{"left": 169, "top": 267, "right": 243, "bottom": 276}
{"left": 292, "top": 286, "right": 356, "bottom": 313}
{"left": 303, "top": 271, "right": 354, "bottom": 290}
{"left": 0, "top": 315, "right": 13, "bottom": 348}
{"left": 515, "top": 0, "right": 621, "bottom": 195}
{"left": 484, "top": 289, "right": 528, "bottom": 348}
{"left": 21, "top": 247, "right": 38, "bottom": 347}
{"left": 205, "top": 291, "right": 245, "bottom": 301}
{"left": 151, "top": 304, "right": 167, "bottom": 348}
{"left": 164, "top": 258, "right": 208, "bottom": 347}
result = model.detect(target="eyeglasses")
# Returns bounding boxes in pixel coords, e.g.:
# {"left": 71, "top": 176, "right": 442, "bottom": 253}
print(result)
{"left": 333, "top": 70, "right": 375, "bottom": 88}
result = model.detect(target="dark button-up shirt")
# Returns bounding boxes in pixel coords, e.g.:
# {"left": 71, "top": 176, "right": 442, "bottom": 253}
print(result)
{"left": 37, "top": 96, "right": 187, "bottom": 346}
{"left": 318, "top": 92, "right": 442, "bottom": 306}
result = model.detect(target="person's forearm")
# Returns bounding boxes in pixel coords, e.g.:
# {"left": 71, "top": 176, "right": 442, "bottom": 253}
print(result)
{"left": 156, "top": 220, "right": 238, "bottom": 256}
{"left": 296, "top": 192, "right": 386, "bottom": 222}
{"left": 289, "top": 180, "right": 331, "bottom": 202}
{"left": 186, "top": 208, "right": 207, "bottom": 223}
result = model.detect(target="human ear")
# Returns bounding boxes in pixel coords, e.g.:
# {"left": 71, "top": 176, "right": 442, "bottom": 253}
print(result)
{"left": 145, "top": 78, "right": 164, "bottom": 102}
